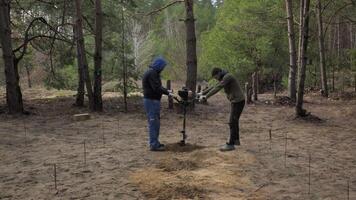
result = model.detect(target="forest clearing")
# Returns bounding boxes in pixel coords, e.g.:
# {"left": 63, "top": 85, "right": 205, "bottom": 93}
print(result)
{"left": 0, "top": 86, "right": 355, "bottom": 199}
{"left": 1, "top": 0, "right": 356, "bottom": 199}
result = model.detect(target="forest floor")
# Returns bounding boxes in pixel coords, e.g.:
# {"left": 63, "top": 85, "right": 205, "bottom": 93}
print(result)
{"left": 0, "top": 86, "right": 355, "bottom": 200}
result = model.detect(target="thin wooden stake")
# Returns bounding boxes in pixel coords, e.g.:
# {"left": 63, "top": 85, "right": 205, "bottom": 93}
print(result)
{"left": 197, "top": 84, "right": 201, "bottom": 93}
{"left": 269, "top": 129, "right": 272, "bottom": 151}
{"left": 269, "top": 170, "right": 273, "bottom": 200}
{"left": 117, "top": 118, "right": 120, "bottom": 135}
{"left": 284, "top": 133, "right": 287, "bottom": 167}
{"left": 347, "top": 179, "right": 350, "bottom": 200}
{"left": 167, "top": 80, "right": 173, "bottom": 109}
{"left": 83, "top": 140, "right": 86, "bottom": 167}
{"left": 101, "top": 121, "right": 105, "bottom": 146}
{"left": 23, "top": 121, "right": 27, "bottom": 146}
{"left": 308, "top": 153, "right": 311, "bottom": 195}
{"left": 53, "top": 164, "right": 57, "bottom": 190}
{"left": 269, "top": 129, "right": 272, "bottom": 140}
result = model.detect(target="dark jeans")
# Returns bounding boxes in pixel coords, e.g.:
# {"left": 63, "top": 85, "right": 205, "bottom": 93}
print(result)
{"left": 228, "top": 100, "right": 245, "bottom": 145}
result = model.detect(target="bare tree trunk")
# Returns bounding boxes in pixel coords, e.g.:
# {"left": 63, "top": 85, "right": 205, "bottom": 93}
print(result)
{"left": 185, "top": 0, "right": 197, "bottom": 97}
{"left": 273, "top": 73, "right": 277, "bottom": 99}
{"left": 121, "top": 3, "right": 128, "bottom": 112}
{"left": 74, "top": 13, "right": 84, "bottom": 106}
{"left": 0, "top": 0, "right": 24, "bottom": 114}
{"left": 252, "top": 72, "right": 258, "bottom": 101}
{"left": 352, "top": 24, "right": 355, "bottom": 93}
{"left": 245, "top": 82, "right": 252, "bottom": 104}
{"left": 25, "top": 65, "right": 32, "bottom": 88}
{"left": 93, "top": 0, "right": 103, "bottom": 111}
{"left": 354, "top": 74, "right": 356, "bottom": 92}
{"left": 336, "top": 16, "right": 341, "bottom": 92}
{"left": 317, "top": 0, "right": 328, "bottom": 97}
{"left": 296, "top": 0, "right": 310, "bottom": 117}
{"left": 297, "top": 0, "right": 305, "bottom": 70}
{"left": 285, "top": 0, "right": 297, "bottom": 101}
{"left": 75, "top": 0, "right": 94, "bottom": 110}
{"left": 167, "top": 80, "right": 173, "bottom": 109}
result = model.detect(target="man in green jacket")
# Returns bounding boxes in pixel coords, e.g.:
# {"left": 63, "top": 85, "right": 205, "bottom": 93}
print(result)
{"left": 199, "top": 67, "right": 245, "bottom": 151}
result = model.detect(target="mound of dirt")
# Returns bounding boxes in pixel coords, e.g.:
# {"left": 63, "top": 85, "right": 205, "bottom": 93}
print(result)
{"left": 130, "top": 148, "right": 260, "bottom": 199}
{"left": 274, "top": 96, "right": 295, "bottom": 106}
{"left": 130, "top": 168, "right": 207, "bottom": 200}
{"left": 157, "top": 157, "right": 200, "bottom": 172}
{"left": 288, "top": 113, "right": 325, "bottom": 123}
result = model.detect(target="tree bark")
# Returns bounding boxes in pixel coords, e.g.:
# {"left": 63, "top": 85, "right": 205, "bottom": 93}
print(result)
{"left": 74, "top": 12, "right": 84, "bottom": 106}
{"left": 167, "top": 80, "right": 173, "bottom": 109}
{"left": 93, "top": 0, "right": 103, "bottom": 111}
{"left": 273, "top": 73, "right": 277, "bottom": 99}
{"left": 245, "top": 82, "right": 252, "bottom": 104}
{"left": 316, "top": 0, "right": 328, "bottom": 97}
{"left": 184, "top": 0, "right": 198, "bottom": 96}
{"left": 336, "top": 16, "right": 341, "bottom": 92}
{"left": 0, "top": 0, "right": 24, "bottom": 114}
{"left": 75, "top": 0, "right": 94, "bottom": 110}
{"left": 121, "top": 3, "right": 128, "bottom": 112}
{"left": 25, "top": 65, "right": 32, "bottom": 88}
{"left": 252, "top": 72, "right": 258, "bottom": 101}
{"left": 296, "top": 0, "right": 310, "bottom": 117}
{"left": 297, "top": 0, "right": 305, "bottom": 69}
{"left": 285, "top": 0, "right": 297, "bottom": 101}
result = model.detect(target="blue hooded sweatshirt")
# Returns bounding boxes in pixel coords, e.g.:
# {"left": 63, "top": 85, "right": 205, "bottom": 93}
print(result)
{"left": 150, "top": 57, "right": 167, "bottom": 73}
{"left": 142, "top": 57, "right": 169, "bottom": 100}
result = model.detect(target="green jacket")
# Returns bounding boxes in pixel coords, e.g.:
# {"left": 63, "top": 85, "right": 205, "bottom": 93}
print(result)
{"left": 202, "top": 73, "right": 245, "bottom": 103}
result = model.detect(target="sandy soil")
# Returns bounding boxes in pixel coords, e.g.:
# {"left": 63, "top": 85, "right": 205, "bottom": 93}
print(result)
{"left": 0, "top": 87, "right": 355, "bottom": 200}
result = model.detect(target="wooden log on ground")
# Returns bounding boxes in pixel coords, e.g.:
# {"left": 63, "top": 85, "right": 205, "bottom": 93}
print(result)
{"left": 73, "top": 113, "right": 91, "bottom": 121}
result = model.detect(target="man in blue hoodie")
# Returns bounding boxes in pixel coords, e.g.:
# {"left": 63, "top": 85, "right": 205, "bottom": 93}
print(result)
{"left": 142, "top": 57, "right": 173, "bottom": 151}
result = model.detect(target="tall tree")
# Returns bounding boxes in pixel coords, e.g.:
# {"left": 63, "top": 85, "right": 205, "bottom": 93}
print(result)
{"left": 316, "top": 0, "right": 328, "bottom": 97}
{"left": 93, "top": 0, "right": 103, "bottom": 111}
{"left": 122, "top": 2, "right": 128, "bottom": 112}
{"left": 0, "top": 0, "right": 24, "bottom": 114}
{"left": 75, "top": 0, "right": 94, "bottom": 110}
{"left": 185, "top": 0, "right": 198, "bottom": 95}
{"left": 285, "top": 0, "right": 297, "bottom": 101}
{"left": 74, "top": 24, "right": 85, "bottom": 107}
{"left": 296, "top": 0, "right": 311, "bottom": 117}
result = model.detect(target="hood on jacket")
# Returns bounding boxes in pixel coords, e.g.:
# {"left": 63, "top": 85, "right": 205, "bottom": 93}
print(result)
{"left": 150, "top": 57, "right": 167, "bottom": 73}
{"left": 218, "top": 70, "right": 228, "bottom": 81}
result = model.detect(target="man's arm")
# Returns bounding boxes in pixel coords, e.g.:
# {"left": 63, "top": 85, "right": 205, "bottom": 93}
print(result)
{"left": 148, "top": 72, "right": 169, "bottom": 95}
{"left": 201, "top": 86, "right": 213, "bottom": 95}
{"left": 205, "top": 75, "right": 232, "bottom": 99}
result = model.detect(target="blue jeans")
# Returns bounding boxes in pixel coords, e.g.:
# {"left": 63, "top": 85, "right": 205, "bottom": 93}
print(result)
{"left": 143, "top": 98, "right": 161, "bottom": 149}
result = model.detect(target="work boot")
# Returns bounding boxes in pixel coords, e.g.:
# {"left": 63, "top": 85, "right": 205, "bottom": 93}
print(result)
{"left": 219, "top": 143, "right": 235, "bottom": 152}
{"left": 150, "top": 145, "right": 165, "bottom": 151}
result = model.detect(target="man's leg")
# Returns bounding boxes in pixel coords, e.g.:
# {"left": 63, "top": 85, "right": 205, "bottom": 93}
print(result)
{"left": 228, "top": 101, "right": 245, "bottom": 145}
{"left": 144, "top": 99, "right": 161, "bottom": 149}
{"left": 234, "top": 100, "right": 245, "bottom": 145}
{"left": 228, "top": 103, "right": 238, "bottom": 145}
{"left": 152, "top": 100, "right": 162, "bottom": 146}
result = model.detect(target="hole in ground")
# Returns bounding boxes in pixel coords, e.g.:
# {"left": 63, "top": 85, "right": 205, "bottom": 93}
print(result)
{"left": 165, "top": 143, "right": 205, "bottom": 153}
